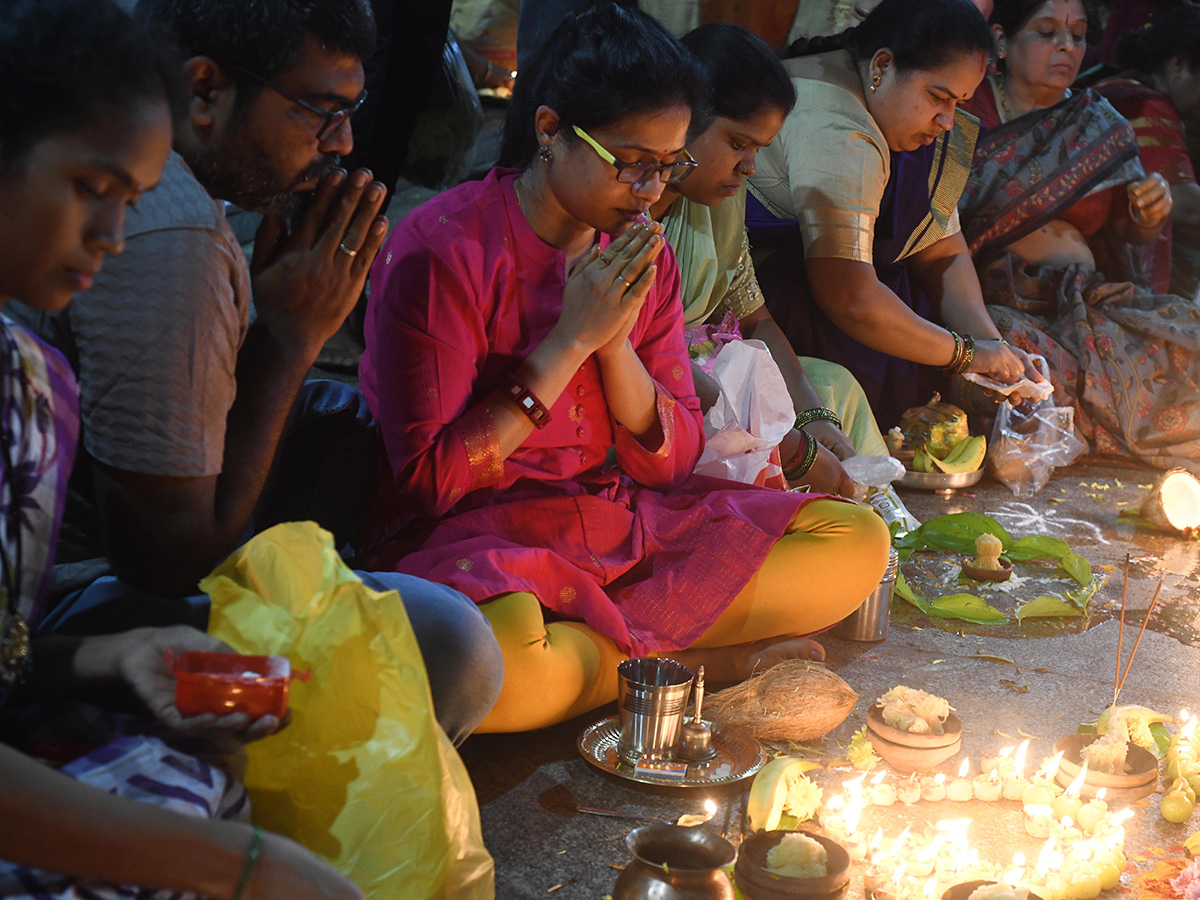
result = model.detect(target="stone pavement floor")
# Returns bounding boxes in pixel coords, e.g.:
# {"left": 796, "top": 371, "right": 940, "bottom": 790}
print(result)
{"left": 459, "top": 458, "right": 1200, "bottom": 898}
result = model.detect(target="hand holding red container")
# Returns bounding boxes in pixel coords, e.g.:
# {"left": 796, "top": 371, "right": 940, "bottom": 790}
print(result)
{"left": 171, "top": 650, "right": 307, "bottom": 719}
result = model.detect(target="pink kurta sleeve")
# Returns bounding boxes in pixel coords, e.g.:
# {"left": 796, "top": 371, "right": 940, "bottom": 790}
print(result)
{"left": 362, "top": 212, "right": 500, "bottom": 519}
{"left": 612, "top": 251, "right": 705, "bottom": 490}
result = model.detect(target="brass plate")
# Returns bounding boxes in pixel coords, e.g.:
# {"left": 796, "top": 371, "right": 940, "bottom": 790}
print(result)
{"left": 578, "top": 715, "right": 767, "bottom": 788}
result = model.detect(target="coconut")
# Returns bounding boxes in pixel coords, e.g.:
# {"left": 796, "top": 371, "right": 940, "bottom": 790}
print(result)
{"left": 1140, "top": 468, "right": 1200, "bottom": 535}
{"left": 704, "top": 659, "right": 858, "bottom": 742}
{"left": 898, "top": 392, "right": 969, "bottom": 458}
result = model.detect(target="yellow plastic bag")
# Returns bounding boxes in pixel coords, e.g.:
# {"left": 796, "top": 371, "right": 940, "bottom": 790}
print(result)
{"left": 201, "top": 521, "right": 494, "bottom": 900}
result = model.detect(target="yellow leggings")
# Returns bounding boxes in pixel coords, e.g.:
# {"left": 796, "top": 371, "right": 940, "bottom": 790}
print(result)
{"left": 476, "top": 498, "right": 889, "bottom": 733}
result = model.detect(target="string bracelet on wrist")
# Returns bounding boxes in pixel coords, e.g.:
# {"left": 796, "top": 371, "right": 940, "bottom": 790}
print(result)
{"left": 782, "top": 430, "right": 820, "bottom": 482}
{"left": 502, "top": 372, "right": 552, "bottom": 429}
{"left": 231, "top": 826, "right": 263, "bottom": 900}
{"left": 795, "top": 406, "right": 842, "bottom": 431}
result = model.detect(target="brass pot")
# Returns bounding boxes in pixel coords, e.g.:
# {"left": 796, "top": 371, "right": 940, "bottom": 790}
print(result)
{"left": 612, "top": 824, "right": 737, "bottom": 900}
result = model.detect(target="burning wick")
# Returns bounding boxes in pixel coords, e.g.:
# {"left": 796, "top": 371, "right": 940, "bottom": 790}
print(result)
{"left": 947, "top": 758, "right": 973, "bottom": 801}
{"left": 676, "top": 798, "right": 718, "bottom": 827}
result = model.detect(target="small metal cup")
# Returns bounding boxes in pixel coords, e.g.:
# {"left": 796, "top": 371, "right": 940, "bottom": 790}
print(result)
{"left": 617, "top": 657, "right": 694, "bottom": 766}
{"left": 832, "top": 547, "right": 899, "bottom": 642}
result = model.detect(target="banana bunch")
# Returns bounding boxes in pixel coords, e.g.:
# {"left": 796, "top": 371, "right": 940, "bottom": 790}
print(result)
{"left": 911, "top": 434, "right": 986, "bottom": 474}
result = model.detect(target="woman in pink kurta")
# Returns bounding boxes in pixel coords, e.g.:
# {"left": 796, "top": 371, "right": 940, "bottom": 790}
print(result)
{"left": 360, "top": 4, "right": 890, "bottom": 732}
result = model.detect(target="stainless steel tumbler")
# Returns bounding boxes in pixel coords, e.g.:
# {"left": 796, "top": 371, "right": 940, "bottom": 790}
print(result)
{"left": 616, "top": 657, "right": 694, "bottom": 765}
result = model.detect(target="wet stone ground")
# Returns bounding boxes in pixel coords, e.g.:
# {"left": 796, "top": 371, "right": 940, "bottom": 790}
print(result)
{"left": 461, "top": 458, "right": 1200, "bottom": 898}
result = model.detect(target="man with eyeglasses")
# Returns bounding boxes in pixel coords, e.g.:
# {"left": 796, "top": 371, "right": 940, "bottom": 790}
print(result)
{"left": 10, "top": 0, "right": 503, "bottom": 746}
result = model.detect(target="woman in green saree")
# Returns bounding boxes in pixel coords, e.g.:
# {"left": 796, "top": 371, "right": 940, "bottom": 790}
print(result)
{"left": 650, "top": 24, "right": 885, "bottom": 497}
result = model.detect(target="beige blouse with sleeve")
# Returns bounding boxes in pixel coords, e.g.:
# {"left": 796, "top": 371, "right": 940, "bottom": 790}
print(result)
{"left": 749, "top": 73, "right": 889, "bottom": 264}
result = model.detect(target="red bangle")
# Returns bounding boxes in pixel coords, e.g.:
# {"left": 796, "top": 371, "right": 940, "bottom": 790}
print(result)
{"left": 503, "top": 373, "right": 551, "bottom": 429}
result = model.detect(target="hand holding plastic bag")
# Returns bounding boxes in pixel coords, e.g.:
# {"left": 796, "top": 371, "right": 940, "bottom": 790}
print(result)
{"left": 987, "top": 397, "right": 1086, "bottom": 496}
{"left": 694, "top": 338, "right": 795, "bottom": 484}
{"left": 201, "top": 522, "right": 494, "bottom": 900}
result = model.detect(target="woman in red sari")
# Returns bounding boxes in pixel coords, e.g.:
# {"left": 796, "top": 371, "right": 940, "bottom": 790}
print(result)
{"left": 359, "top": 4, "right": 890, "bottom": 732}
{"left": 1093, "top": 7, "right": 1200, "bottom": 298}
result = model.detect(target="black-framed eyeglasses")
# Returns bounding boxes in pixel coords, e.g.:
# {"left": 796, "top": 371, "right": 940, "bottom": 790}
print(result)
{"left": 571, "top": 125, "right": 698, "bottom": 186}
{"left": 222, "top": 61, "right": 367, "bottom": 141}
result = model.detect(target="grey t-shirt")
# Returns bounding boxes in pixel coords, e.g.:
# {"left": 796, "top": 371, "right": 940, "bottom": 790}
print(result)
{"left": 15, "top": 151, "right": 251, "bottom": 478}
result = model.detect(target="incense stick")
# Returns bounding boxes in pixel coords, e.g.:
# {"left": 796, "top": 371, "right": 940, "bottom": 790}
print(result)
{"left": 1114, "top": 553, "right": 1129, "bottom": 708}
{"left": 1114, "top": 572, "right": 1163, "bottom": 705}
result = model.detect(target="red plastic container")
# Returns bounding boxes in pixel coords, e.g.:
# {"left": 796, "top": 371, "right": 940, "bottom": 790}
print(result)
{"left": 173, "top": 651, "right": 292, "bottom": 719}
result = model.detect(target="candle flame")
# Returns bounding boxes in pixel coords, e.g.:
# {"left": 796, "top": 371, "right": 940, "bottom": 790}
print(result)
{"left": 990, "top": 768, "right": 1001, "bottom": 785}
{"left": 1096, "top": 787, "right": 1107, "bottom": 801}
{"left": 889, "top": 826, "right": 911, "bottom": 856}
{"left": 923, "top": 876, "right": 937, "bottom": 898}
{"left": 1111, "top": 808, "right": 1134, "bottom": 826}
{"left": 1014, "top": 739, "right": 1030, "bottom": 778}
{"left": 827, "top": 794, "right": 844, "bottom": 811}
{"left": 844, "top": 789, "right": 863, "bottom": 834}
{"left": 934, "top": 773, "right": 946, "bottom": 785}
{"left": 871, "top": 770, "right": 886, "bottom": 785}
{"left": 1036, "top": 837, "right": 1056, "bottom": 875}
{"left": 870, "top": 827, "right": 884, "bottom": 852}
{"left": 1062, "top": 815, "right": 1075, "bottom": 829}
{"left": 958, "top": 757, "right": 970, "bottom": 778}
{"left": 703, "top": 799, "right": 717, "bottom": 818}
{"left": 1066, "top": 761, "right": 1088, "bottom": 797}
{"left": 891, "top": 862, "right": 906, "bottom": 885}
{"left": 1183, "top": 718, "right": 1197, "bottom": 742}
{"left": 1039, "top": 750, "right": 1065, "bottom": 779}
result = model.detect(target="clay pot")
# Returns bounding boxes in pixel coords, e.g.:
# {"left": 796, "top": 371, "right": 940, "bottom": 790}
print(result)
{"left": 612, "top": 824, "right": 737, "bottom": 900}
{"left": 960, "top": 556, "right": 1013, "bottom": 582}
{"left": 1052, "top": 734, "right": 1159, "bottom": 800}
{"left": 734, "top": 831, "right": 850, "bottom": 899}
{"left": 867, "top": 705, "right": 962, "bottom": 748}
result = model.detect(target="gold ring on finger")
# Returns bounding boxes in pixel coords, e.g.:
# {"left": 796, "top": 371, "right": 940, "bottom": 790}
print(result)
{"left": 599, "top": 253, "right": 614, "bottom": 265}
{"left": 615, "top": 273, "right": 631, "bottom": 288}
{"left": 338, "top": 241, "right": 358, "bottom": 258}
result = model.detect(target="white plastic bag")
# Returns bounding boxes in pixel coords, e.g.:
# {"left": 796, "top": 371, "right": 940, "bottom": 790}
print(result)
{"left": 694, "top": 339, "right": 795, "bottom": 483}
{"left": 962, "top": 353, "right": 1055, "bottom": 402}
{"left": 988, "top": 397, "right": 1087, "bottom": 496}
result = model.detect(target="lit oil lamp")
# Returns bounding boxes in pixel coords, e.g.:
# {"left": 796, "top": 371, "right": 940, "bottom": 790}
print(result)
{"left": 1023, "top": 803, "right": 1054, "bottom": 838}
{"left": 947, "top": 758, "right": 973, "bottom": 802}
{"left": 972, "top": 767, "right": 1002, "bottom": 802}
{"left": 1002, "top": 740, "right": 1030, "bottom": 801}
{"left": 870, "top": 771, "right": 898, "bottom": 807}
{"left": 1022, "top": 751, "right": 1064, "bottom": 807}
{"left": 920, "top": 773, "right": 946, "bottom": 802}
{"left": 676, "top": 798, "right": 718, "bottom": 827}
{"left": 1051, "top": 763, "right": 1087, "bottom": 822}
{"left": 1076, "top": 787, "right": 1108, "bottom": 834}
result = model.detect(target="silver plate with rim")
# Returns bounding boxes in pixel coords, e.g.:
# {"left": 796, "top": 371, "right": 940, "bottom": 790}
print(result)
{"left": 898, "top": 468, "right": 984, "bottom": 492}
{"left": 577, "top": 714, "right": 767, "bottom": 788}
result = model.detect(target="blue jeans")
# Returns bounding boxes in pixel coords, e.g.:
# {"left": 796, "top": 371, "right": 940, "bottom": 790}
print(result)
{"left": 39, "top": 571, "right": 502, "bottom": 746}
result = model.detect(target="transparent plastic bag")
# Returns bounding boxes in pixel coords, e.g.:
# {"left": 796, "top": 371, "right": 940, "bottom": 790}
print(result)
{"left": 987, "top": 397, "right": 1087, "bottom": 497}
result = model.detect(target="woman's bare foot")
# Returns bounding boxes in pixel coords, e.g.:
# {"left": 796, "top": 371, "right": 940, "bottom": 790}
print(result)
{"left": 666, "top": 635, "right": 825, "bottom": 684}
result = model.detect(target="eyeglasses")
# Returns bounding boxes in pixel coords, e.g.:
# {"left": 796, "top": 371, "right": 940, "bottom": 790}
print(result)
{"left": 571, "top": 125, "right": 697, "bottom": 186}
{"left": 222, "top": 61, "right": 367, "bottom": 141}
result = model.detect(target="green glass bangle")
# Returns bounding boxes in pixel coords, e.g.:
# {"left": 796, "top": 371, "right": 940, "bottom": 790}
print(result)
{"left": 231, "top": 826, "right": 263, "bottom": 900}
{"left": 783, "top": 430, "right": 820, "bottom": 482}
{"left": 795, "top": 406, "right": 842, "bottom": 431}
